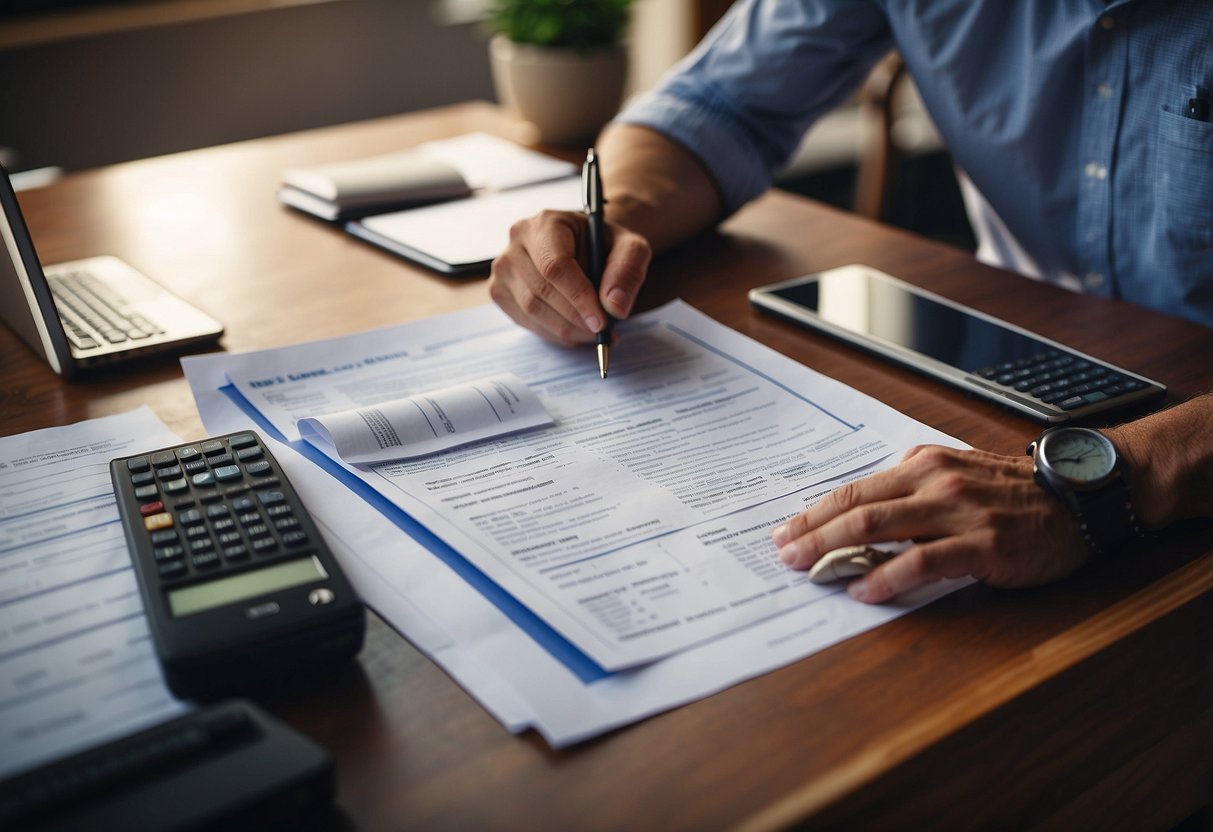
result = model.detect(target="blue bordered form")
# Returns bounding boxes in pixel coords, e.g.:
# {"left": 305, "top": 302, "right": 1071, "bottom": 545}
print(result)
{"left": 220, "top": 383, "right": 610, "bottom": 683}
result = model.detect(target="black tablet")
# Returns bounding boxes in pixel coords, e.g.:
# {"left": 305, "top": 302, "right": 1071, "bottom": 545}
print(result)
{"left": 749, "top": 264, "right": 1166, "bottom": 423}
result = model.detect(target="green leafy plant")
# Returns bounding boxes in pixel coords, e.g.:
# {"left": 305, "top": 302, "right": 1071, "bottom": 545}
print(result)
{"left": 487, "top": 0, "right": 633, "bottom": 51}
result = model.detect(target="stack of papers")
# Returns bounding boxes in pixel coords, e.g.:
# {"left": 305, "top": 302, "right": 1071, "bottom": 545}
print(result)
{"left": 0, "top": 410, "right": 188, "bottom": 780}
{"left": 182, "top": 301, "right": 972, "bottom": 746}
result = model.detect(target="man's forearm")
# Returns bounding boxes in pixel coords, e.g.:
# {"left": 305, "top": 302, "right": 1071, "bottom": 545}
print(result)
{"left": 1108, "top": 392, "right": 1213, "bottom": 527}
{"left": 599, "top": 123, "right": 724, "bottom": 255}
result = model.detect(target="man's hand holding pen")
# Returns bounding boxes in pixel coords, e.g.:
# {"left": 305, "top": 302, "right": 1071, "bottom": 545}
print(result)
{"left": 487, "top": 148, "right": 652, "bottom": 360}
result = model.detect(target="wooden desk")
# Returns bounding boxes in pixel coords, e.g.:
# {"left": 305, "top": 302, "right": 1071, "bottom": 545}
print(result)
{"left": 3, "top": 101, "right": 1210, "bottom": 830}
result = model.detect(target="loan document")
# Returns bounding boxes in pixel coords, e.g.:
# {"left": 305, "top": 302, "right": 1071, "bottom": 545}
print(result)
{"left": 230, "top": 301, "right": 910, "bottom": 671}
{"left": 0, "top": 408, "right": 187, "bottom": 780}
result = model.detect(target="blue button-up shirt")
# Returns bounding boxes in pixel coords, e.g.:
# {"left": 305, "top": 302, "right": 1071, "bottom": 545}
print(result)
{"left": 618, "top": 0, "right": 1213, "bottom": 328}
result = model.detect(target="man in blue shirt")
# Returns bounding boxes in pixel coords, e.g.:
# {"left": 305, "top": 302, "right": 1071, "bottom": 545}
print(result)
{"left": 489, "top": 0, "right": 1213, "bottom": 602}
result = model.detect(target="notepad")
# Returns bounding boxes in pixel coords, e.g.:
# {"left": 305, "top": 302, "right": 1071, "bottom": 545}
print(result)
{"left": 278, "top": 132, "right": 577, "bottom": 222}
{"left": 346, "top": 177, "right": 582, "bottom": 275}
{"left": 279, "top": 153, "right": 470, "bottom": 221}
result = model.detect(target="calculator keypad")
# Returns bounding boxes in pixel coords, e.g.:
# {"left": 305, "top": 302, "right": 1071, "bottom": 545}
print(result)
{"left": 122, "top": 433, "right": 312, "bottom": 583}
{"left": 973, "top": 350, "right": 1149, "bottom": 411}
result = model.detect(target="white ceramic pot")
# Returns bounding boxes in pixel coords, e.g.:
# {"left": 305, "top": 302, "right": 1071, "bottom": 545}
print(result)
{"left": 489, "top": 34, "right": 628, "bottom": 146}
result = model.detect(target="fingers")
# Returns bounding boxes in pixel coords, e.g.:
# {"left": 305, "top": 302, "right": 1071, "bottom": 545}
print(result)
{"left": 489, "top": 211, "right": 595, "bottom": 345}
{"left": 488, "top": 210, "right": 652, "bottom": 346}
{"left": 847, "top": 538, "right": 970, "bottom": 603}
{"left": 771, "top": 457, "right": 932, "bottom": 568}
{"left": 772, "top": 444, "right": 1090, "bottom": 603}
{"left": 600, "top": 229, "right": 651, "bottom": 320}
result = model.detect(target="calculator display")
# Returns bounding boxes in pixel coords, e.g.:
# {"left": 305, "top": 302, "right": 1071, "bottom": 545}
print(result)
{"left": 168, "top": 555, "right": 329, "bottom": 617}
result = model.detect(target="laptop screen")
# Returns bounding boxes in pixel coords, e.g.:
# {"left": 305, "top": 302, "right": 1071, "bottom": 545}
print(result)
{"left": 0, "top": 165, "right": 74, "bottom": 375}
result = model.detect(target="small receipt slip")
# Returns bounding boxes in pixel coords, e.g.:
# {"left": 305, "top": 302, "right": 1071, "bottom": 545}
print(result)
{"left": 296, "top": 373, "right": 554, "bottom": 464}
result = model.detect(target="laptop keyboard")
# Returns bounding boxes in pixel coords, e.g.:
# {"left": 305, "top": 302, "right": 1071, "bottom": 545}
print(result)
{"left": 49, "top": 270, "right": 165, "bottom": 351}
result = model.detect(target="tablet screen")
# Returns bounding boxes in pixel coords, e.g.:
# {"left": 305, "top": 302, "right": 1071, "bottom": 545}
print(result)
{"left": 768, "top": 270, "right": 1047, "bottom": 372}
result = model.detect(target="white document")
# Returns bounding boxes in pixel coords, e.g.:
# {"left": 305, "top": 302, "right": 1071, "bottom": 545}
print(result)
{"left": 297, "top": 373, "right": 554, "bottom": 464}
{"left": 184, "top": 303, "right": 970, "bottom": 747}
{"left": 0, "top": 408, "right": 188, "bottom": 780}
{"left": 227, "top": 302, "right": 900, "bottom": 670}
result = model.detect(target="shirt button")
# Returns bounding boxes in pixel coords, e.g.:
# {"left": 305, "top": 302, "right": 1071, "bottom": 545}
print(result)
{"left": 1097, "top": 83, "right": 1113, "bottom": 98}
{"left": 1084, "top": 272, "right": 1106, "bottom": 289}
{"left": 1084, "top": 162, "right": 1108, "bottom": 180}
{"left": 1100, "top": 16, "right": 1116, "bottom": 30}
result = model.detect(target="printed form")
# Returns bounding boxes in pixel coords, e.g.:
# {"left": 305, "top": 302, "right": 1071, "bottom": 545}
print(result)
{"left": 185, "top": 301, "right": 970, "bottom": 747}
{"left": 0, "top": 408, "right": 187, "bottom": 780}
{"left": 229, "top": 301, "right": 917, "bottom": 671}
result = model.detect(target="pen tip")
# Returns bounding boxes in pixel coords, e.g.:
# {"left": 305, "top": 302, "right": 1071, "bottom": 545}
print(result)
{"left": 598, "top": 343, "right": 609, "bottom": 379}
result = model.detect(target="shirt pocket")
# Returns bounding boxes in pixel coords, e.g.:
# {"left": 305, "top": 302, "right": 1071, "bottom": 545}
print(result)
{"left": 1155, "top": 107, "right": 1213, "bottom": 251}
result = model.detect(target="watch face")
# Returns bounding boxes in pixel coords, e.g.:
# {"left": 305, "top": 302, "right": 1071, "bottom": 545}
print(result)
{"left": 1040, "top": 429, "right": 1117, "bottom": 484}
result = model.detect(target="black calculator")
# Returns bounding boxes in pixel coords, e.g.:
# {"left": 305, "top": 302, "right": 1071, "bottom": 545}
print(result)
{"left": 110, "top": 431, "right": 365, "bottom": 700}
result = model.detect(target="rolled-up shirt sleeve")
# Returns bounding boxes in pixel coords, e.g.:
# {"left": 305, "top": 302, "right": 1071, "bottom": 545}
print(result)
{"left": 616, "top": 0, "right": 893, "bottom": 215}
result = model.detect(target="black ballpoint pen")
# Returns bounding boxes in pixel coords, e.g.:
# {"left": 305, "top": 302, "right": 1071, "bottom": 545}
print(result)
{"left": 1188, "top": 87, "right": 1211, "bottom": 121}
{"left": 583, "top": 147, "right": 611, "bottom": 378}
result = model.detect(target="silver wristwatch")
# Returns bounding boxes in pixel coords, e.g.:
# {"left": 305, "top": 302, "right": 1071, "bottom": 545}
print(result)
{"left": 1026, "top": 427, "right": 1142, "bottom": 556}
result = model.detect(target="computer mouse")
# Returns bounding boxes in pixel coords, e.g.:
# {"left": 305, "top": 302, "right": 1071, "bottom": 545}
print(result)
{"left": 807, "top": 545, "right": 896, "bottom": 584}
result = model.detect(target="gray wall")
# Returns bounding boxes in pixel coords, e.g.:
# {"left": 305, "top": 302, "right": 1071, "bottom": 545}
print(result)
{"left": 0, "top": 0, "right": 495, "bottom": 172}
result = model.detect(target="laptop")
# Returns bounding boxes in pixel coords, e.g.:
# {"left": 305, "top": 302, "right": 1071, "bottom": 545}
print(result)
{"left": 0, "top": 165, "right": 223, "bottom": 378}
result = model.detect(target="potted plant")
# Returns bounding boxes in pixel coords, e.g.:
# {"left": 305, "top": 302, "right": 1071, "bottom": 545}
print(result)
{"left": 487, "top": 0, "right": 634, "bottom": 145}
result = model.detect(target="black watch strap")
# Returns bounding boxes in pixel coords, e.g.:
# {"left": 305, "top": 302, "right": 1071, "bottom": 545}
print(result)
{"left": 1068, "top": 476, "right": 1143, "bottom": 557}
